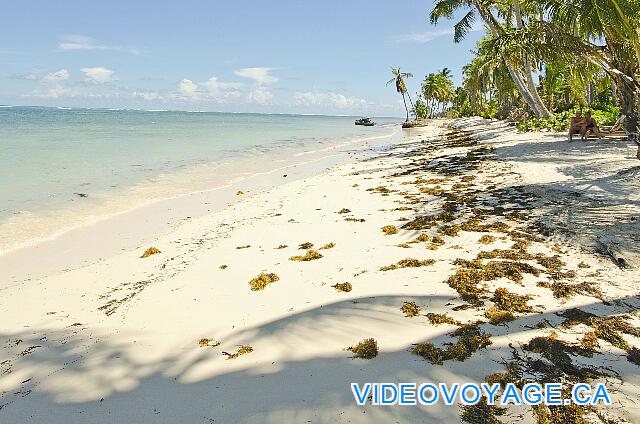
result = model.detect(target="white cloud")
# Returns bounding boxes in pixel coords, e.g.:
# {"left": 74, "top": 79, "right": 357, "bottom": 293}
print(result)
{"left": 248, "top": 86, "right": 274, "bottom": 105}
{"left": 57, "top": 35, "right": 139, "bottom": 54}
{"left": 203, "top": 76, "right": 244, "bottom": 98}
{"left": 178, "top": 79, "right": 200, "bottom": 99}
{"left": 396, "top": 23, "right": 483, "bottom": 43}
{"left": 234, "top": 67, "right": 278, "bottom": 84}
{"left": 81, "top": 67, "right": 114, "bottom": 83}
{"left": 395, "top": 29, "right": 455, "bottom": 44}
{"left": 132, "top": 90, "right": 163, "bottom": 101}
{"left": 9, "top": 72, "right": 40, "bottom": 81}
{"left": 44, "top": 85, "right": 69, "bottom": 98}
{"left": 175, "top": 75, "right": 248, "bottom": 101}
{"left": 42, "top": 69, "right": 70, "bottom": 83}
{"left": 58, "top": 35, "right": 106, "bottom": 51}
{"left": 293, "top": 91, "right": 368, "bottom": 110}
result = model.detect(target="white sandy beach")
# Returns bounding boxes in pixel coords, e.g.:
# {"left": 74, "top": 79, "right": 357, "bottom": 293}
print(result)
{"left": 1, "top": 119, "right": 639, "bottom": 423}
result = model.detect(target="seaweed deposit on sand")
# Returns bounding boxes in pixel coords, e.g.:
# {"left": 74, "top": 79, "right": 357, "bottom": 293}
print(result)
{"left": 248, "top": 272, "right": 280, "bottom": 291}
{"left": 4, "top": 119, "right": 639, "bottom": 423}
{"left": 140, "top": 247, "right": 161, "bottom": 258}
{"left": 347, "top": 338, "right": 378, "bottom": 359}
{"left": 289, "top": 250, "right": 323, "bottom": 261}
{"left": 223, "top": 345, "right": 253, "bottom": 360}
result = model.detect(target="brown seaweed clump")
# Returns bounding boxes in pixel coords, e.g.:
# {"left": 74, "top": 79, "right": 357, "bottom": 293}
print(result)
{"left": 447, "top": 260, "right": 540, "bottom": 303}
{"left": 380, "top": 258, "right": 436, "bottom": 271}
{"left": 199, "top": 338, "right": 220, "bottom": 347}
{"left": 289, "top": 250, "right": 323, "bottom": 261}
{"left": 484, "top": 307, "right": 516, "bottom": 325}
{"left": 439, "top": 224, "right": 462, "bottom": 237}
{"left": 332, "top": 282, "right": 352, "bottom": 292}
{"left": 319, "top": 242, "right": 336, "bottom": 250}
{"left": 490, "top": 288, "right": 533, "bottom": 313}
{"left": 410, "top": 233, "right": 430, "bottom": 243}
{"left": 275, "top": 244, "right": 288, "bottom": 249}
{"left": 298, "top": 242, "right": 314, "bottom": 249}
{"left": 382, "top": 225, "right": 399, "bottom": 235}
{"left": 532, "top": 403, "right": 595, "bottom": 424}
{"left": 483, "top": 287, "right": 534, "bottom": 324}
{"left": 249, "top": 273, "right": 280, "bottom": 291}
{"left": 345, "top": 217, "right": 366, "bottom": 222}
{"left": 478, "top": 235, "right": 496, "bottom": 244}
{"left": 628, "top": 347, "right": 640, "bottom": 365}
{"left": 411, "top": 323, "right": 492, "bottom": 365}
{"left": 367, "top": 186, "right": 391, "bottom": 194}
{"left": 401, "top": 301, "right": 421, "bottom": 317}
{"left": 347, "top": 338, "right": 378, "bottom": 359}
{"left": 431, "top": 236, "right": 445, "bottom": 245}
{"left": 219, "top": 265, "right": 228, "bottom": 270}
{"left": 236, "top": 190, "right": 244, "bottom": 195}
{"left": 536, "top": 280, "right": 602, "bottom": 300}
{"left": 523, "top": 333, "right": 598, "bottom": 379}
{"left": 460, "top": 397, "right": 507, "bottom": 424}
{"left": 579, "top": 331, "right": 599, "bottom": 352}
{"left": 535, "top": 254, "right": 565, "bottom": 273}
{"left": 426, "top": 313, "right": 460, "bottom": 326}
{"left": 223, "top": 345, "right": 253, "bottom": 360}
{"left": 140, "top": 247, "right": 161, "bottom": 258}
{"left": 411, "top": 342, "right": 444, "bottom": 365}
{"left": 236, "top": 244, "right": 251, "bottom": 249}
{"left": 338, "top": 208, "right": 351, "bottom": 214}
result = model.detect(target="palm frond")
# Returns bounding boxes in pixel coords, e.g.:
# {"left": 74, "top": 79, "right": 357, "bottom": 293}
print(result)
{"left": 454, "top": 10, "right": 477, "bottom": 43}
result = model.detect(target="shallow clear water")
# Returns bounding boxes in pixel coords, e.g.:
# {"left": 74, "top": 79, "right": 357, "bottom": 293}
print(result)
{"left": 0, "top": 106, "right": 398, "bottom": 252}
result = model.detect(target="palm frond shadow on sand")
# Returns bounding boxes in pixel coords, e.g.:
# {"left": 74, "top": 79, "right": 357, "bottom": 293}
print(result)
{"left": 1, "top": 293, "right": 639, "bottom": 423}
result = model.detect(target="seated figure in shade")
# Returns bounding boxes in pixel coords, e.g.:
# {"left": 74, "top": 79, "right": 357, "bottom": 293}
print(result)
{"left": 581, "top": 111, "right": 603, "bottom": 140}
{"left": 568, "top": 110, "right": 585, "bottom": 142}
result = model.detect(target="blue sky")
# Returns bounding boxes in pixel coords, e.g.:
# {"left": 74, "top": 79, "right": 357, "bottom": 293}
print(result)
{"left": 0, "top": 0, "right": 484, "bottom": 116}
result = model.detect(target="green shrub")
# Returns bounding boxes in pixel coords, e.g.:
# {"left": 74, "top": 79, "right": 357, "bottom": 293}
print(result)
{"left": 516, "top": 105, "right": 620, "bottom": 132}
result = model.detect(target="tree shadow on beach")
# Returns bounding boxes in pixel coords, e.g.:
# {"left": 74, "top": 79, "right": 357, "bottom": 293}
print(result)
{"left": 487, "top": 136, "right": 640, "bottom": 268}
{"left": 2, "top": 292, "right": 639, "bottom": 424}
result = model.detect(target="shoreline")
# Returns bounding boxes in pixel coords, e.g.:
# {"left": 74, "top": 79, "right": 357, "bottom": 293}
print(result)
{"left": 0, "top": 126, "right": 404, "bottom": 285}
{"left": 0, "top": 106, "right": 400, "bottom": 257}
{"left": 1, "top": 119, "right": 638, "bottom": 423}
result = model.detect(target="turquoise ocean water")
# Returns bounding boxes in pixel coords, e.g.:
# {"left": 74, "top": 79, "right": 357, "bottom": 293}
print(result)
{"left": 0, "top": 106, "right": 398, "bottom": 252}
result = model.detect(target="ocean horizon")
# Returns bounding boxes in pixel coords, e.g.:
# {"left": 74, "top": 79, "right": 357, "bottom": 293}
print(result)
{"left": 0, "top": 104, "right": 401, "bottom": 119}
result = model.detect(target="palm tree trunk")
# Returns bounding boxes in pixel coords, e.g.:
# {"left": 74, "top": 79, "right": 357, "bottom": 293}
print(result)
{"left": 406, "top": 91, "right": 415, "bottom": 119}
{"left": 512, "top": 0, "right": 553, "bottom": 118}
{"left": 401, "top": 93, "right": 409, "bottom": 122}
{"left": 472, "top": 0, "right": 551, "bottom": 118}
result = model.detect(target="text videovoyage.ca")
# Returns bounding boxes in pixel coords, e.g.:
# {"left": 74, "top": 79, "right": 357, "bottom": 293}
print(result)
{"left": 351, "top": 382, "right": 612, "bottom": 406}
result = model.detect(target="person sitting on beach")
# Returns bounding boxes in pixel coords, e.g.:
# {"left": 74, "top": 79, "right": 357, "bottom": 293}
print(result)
{"left": 568, "top": 110, "right": 585, "bottom": 142}
{"left": 581, "top": 111, "right": 603, "bottom": 141}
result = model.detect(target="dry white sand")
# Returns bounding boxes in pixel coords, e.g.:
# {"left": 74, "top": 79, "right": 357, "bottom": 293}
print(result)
{"left": 1, "top": 119, "right": 639, "bottom": 423}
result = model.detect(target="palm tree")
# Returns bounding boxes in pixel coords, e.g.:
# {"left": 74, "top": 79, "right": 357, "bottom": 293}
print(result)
{"left": 421, "top": 70, "right": 455, "bottom": 118}
{"left": 539, "top": 0, "right": 640, "bottom": 131}
{"left": 440, "top": 67, "right": 453, "bottom": 79}
{"left": 387, "top": 67, "right": 415, "bottom": 122}
{"left": 430, "top": 0, "right": 553, "bottom": 118}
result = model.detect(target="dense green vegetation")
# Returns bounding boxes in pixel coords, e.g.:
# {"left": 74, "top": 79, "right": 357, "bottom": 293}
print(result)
{"left": 398, "top": 0, "right": 640, "bottom": 134}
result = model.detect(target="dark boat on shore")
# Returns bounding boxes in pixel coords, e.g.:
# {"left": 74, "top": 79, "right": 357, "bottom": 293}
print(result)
{"left": 355, "top": 117, "right": 375, "bottom": 126}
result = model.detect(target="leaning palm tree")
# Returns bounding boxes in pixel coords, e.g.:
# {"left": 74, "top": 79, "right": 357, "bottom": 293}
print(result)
{"left": 387, "top": 67, "right": 415, "bottom": 122}
{"left": 430, "top": 0, "right": 553, "bottom": 118}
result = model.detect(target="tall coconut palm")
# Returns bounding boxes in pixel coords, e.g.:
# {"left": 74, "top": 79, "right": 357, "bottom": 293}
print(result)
{"left": 387, "top": 67, "right": 415, "bottom": 121}
{"left": 430, "top": 0, "right": 553, "bottom": 118}
{"left": 540, "top": 0, "right": 640, "bottom": 131}
{"left": 422, "top": 70, "right": 455, "bottom": 117}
